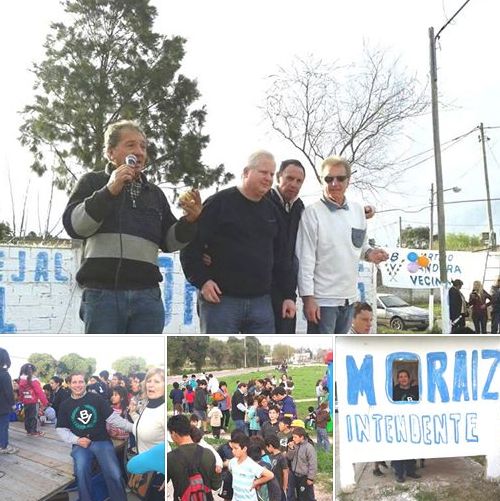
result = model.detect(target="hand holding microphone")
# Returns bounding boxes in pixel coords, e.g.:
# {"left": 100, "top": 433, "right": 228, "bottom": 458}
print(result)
{"left": 107, "top": 154, "right": 139, "bottom": 196}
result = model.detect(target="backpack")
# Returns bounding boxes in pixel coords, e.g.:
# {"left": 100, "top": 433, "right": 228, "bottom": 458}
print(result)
{"left": 212, "top": 391, "right": 225, "bottom": 402}
{"left": 180, "top": 445, "right": 212, "bottom": 501}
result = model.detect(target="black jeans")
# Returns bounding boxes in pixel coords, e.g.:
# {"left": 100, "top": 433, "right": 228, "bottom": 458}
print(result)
{"left": 221, "top": 409, "right": 230, "bottom": 429}
{"left": 292, "top": 473, "right": 315, "bottom": 501}
{"left": 24, "top": 403, "right": 38, "bottom": 434}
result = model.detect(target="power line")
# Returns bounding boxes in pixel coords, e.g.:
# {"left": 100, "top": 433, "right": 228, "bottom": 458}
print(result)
{"left": 377, "top": 197, "right": 500, "bottom": 214}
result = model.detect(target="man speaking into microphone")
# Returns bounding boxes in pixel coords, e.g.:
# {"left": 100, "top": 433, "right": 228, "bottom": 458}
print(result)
{"left": 63, "top": 119, "right": 202, "bottom": 333}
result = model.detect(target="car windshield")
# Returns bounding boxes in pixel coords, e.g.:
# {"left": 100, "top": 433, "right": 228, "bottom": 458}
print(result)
{"left": 380, "top": 295, "right": 410, "bottom": 308}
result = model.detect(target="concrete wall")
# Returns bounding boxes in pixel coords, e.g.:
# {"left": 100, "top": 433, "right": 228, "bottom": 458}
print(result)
{"left": 0, "top": 244, "right": 375, "bottom": 334}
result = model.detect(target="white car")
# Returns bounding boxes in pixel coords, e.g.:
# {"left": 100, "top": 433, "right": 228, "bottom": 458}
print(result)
{"left": 376, "top": 293, "right": 429, "bottom": 331}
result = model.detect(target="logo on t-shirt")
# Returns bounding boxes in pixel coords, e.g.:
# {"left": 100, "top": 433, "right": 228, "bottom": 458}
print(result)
{"left": 70, "top": 404, "right": 98, "bottom": 431}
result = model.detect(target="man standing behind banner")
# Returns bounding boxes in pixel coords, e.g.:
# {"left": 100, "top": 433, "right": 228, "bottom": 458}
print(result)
{"left": 296, "top": 156, "right": 388, "bottom": 334}
{"left": 180, "top": 150, "right": 296, "bottom": 333}
{"left": 63, "top": 120, "right": 202, "bottom": 333}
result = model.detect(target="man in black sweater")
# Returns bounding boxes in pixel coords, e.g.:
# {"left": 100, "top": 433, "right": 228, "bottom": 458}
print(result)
{"left": 180, "top": 150, "right": 296, "bottom": 333}
{"left": 63, "top": 119, "right": 201, "bottom": 333}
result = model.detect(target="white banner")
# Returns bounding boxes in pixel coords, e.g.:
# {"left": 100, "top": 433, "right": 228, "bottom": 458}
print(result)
{"left": 380, "top": 248, "right": 488, "bottom": 290}
{"left": 336, "top": 336, "right": 500, "bottom": 492}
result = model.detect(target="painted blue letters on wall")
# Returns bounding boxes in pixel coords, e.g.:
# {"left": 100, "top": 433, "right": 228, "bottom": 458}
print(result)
{"left": 11, "top": 251, "right": 26, "bottom": 282}
{"left": 34, "top": 252, "right": 49, "bottom": 282}
{"left": 54, "top": 252, "right": 69, "bottom": 282}
{"left": 481, "top": 350, "right": 500, "bottom": 400}
{"left": 427, "top": 352, "right": 449, "bottom": 403}
{"left": 0, "top": 287, "right": 16, "bottom": 333}
{"left": 346, "top": 355, "right": 376, "bottom": 405}
{"left": 158, "top": 256, "right": 173, "bottom": 327}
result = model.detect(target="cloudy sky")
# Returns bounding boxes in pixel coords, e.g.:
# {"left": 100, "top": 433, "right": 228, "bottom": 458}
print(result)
{"left": 1, "top": 0, "right": 498, "bottom": 246}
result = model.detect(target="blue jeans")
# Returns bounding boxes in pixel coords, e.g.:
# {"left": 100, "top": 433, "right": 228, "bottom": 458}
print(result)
{"left": 80, "top": 287, "right": 165, "bottom": 333}
{"left": 307, "top": 304, "right": 354, "bottom": 334}
{"left": 71, "top": 440, "right": 126, "bottom": 501}
{"left": 199, "top": 294, "right": 275, "bottom": 333}
{"left": 392, "top": 459, "right": 416, "bottom": 478}
{"left": 0, "top": 413, "right": 9, "bottom": 448}
{"left": 316, "top": 427, "right": 330, "bottom": 452}
{"left": 233, "top": 419, "right": 248, "bottom": 435}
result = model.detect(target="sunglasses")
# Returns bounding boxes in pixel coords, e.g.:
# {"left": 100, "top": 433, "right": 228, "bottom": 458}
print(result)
{"left": 323, "top": 175, "right": 349, "bottom": 183}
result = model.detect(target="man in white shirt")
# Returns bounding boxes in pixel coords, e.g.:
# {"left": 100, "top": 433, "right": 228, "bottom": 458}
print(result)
{"left": 296, "top": 156, "right": 388, "bottom": 333}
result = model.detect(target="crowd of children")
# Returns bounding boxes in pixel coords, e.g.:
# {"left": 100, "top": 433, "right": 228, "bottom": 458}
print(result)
{"left": 168, "top": 371, "right": 331, "bottom": 500}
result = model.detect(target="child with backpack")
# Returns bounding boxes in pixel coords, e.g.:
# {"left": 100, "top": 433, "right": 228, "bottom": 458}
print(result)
{"left": 18, "top": 363, "right": 48, "bottom": 437}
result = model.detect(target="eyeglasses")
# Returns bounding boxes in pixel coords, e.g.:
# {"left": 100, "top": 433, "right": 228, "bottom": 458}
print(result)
{"left": 324, "top": 175, "right": 349, "bottom": 184}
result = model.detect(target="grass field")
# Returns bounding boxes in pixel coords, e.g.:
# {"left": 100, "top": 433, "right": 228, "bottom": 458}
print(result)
{"left": 167, "top": 364, "right": 333, "bottom": 490}
{"left": 167, "top": 364, "right": 328, "bottom": 422}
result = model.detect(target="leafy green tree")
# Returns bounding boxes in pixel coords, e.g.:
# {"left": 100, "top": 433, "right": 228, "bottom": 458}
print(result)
{"left": 184, "top": 337, "right": 209, "bottom": 372}
{"left": 226, "top": 342, "right": 245, "bottom": 369}
{"left": 19, "top": 0, "right": 233, "bottom": 193}
{"left": 28, "top": 353, "right": 58, "bottom": 382}
{"left": 112, "top": 356, "right": 147, "bottom": 375}
{"left": 167, "top": 337, "right": 187, "bottom": 374}
{"left": 245, "top": 336, "right": 265, "bottom": 368}
{"left": 58, "top": 353, "right": 96, "bottom": 377}
{"left": 0, "top": 221, "right": 13, "bottom": 242}
{"left": 272, "top": 344, "right": 295, "bottom": 363}
{"left": 207, "top": 338, "right": 227, "bottom": 369}
{"left": 446, "top": 233, "right": 484, "bottom": 251}
{"left": 400, "top": 226, "right": 429, "bottom": 248}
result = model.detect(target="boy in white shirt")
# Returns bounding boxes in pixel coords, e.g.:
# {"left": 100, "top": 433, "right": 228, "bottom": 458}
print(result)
{"left": 228, "top": 431, "right": 274, "bottom": 501}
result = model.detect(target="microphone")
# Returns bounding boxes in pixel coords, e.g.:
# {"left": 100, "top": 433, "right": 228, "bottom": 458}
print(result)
{"left": 125, "top": 154, "right": 137, "bottom": 167}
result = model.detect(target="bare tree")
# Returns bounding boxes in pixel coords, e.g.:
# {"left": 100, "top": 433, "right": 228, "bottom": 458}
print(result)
{"left": 263, "top": 46, "right": 429, "bottom": 192}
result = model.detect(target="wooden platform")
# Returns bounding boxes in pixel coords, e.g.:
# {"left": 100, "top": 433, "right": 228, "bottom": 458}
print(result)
{"left": 0, "top": 422, "right": 74, "bottom": 501}
{"left": 0, "top": 421, "right": 127, "bottom": 501}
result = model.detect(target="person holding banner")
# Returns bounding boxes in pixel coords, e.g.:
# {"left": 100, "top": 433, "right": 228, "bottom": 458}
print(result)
{"left": 391, "top": 370, "right": 421, "bottom": 483}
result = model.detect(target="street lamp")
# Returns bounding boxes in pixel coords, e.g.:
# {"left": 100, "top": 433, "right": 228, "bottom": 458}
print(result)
{"left": 428, "top": 184, "right": 460, "bottom": 330}
{"left": 429, "top": 184, "right": 461, "bottom": 249}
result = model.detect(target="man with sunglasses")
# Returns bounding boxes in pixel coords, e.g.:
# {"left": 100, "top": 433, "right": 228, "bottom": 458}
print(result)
{"left": 296, "top": 156, "right": 388, "bottom": 333}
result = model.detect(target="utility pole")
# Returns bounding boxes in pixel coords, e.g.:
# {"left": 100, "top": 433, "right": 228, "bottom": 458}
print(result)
{"left": 399, "top": 216, "right": 403, "bottom": 247}
{"left": 429, "top": 26, "right": 449, "bottom": 334}
{"left": 479, "top": 123, "right": 497, "bottom": 249}
{"left": 429, "top": 183, "right": 434, "bottom": 249}
{"left": 243, "top": 337, "right": 247, "bottom": 368}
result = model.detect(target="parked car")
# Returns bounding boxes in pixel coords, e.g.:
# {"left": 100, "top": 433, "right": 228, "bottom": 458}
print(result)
{"left": 376, "top": 293, "right": 429, "bottom": 331}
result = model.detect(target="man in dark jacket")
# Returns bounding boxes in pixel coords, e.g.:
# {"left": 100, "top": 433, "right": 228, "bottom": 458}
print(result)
{"left": 231, "top": 383, "right": 248, "bottom": 435}
{"left": 267, "top": 159, "right": 306, "bottom": 334}
{"left": 449, "top": 279, "right": 468, "bottom": 333}
{"left": 167, "top": 414, "right": 221, "bottom": 500}
{"left": 62, "top": 119, "right": 202, "bottom": 333}
{"left": 193, "top": 380, "right": 208, "bottom": 432}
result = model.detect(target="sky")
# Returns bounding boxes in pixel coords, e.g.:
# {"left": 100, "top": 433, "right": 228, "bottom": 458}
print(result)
{"left": 1, "top": 0, "right": 499, "bottom": 246}
{"left": 0, "top": 336, "right": 164, "bottom": 377}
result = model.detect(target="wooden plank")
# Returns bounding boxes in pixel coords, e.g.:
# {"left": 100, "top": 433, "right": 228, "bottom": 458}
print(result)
{"left": 5, "top": 421, "right": 128, "bottom": 500}
{"left": 0, "top": 452, "right": 74, "bottom": 501}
